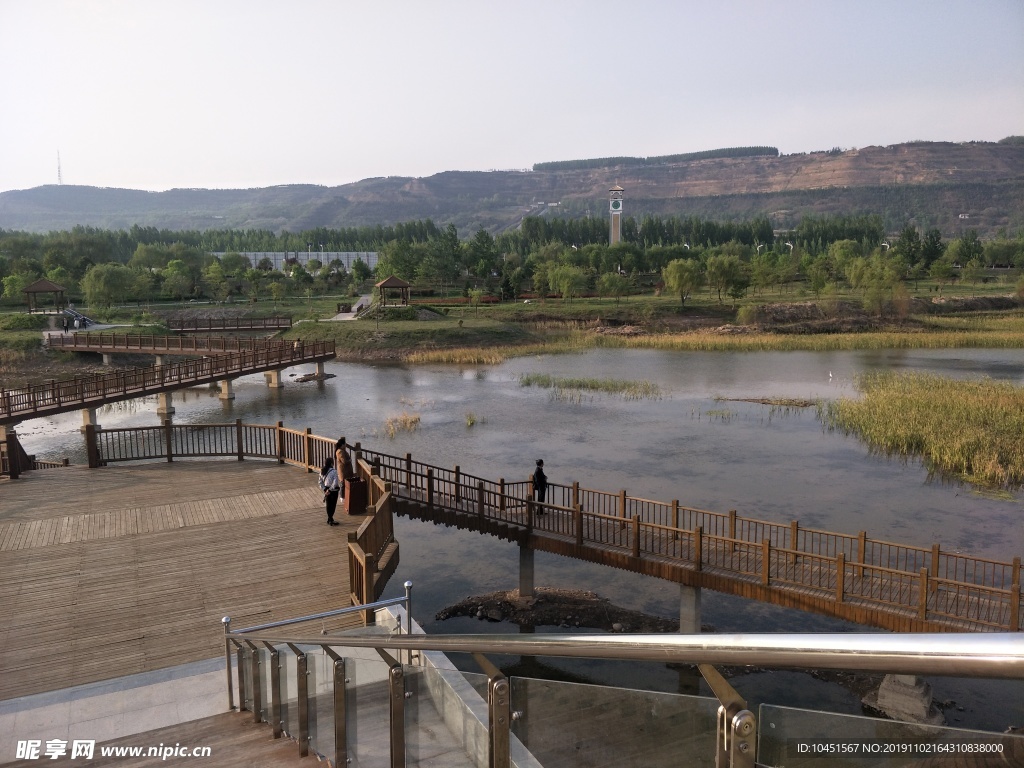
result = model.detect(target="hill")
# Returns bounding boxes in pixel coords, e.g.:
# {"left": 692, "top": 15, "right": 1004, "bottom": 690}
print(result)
{"left": 1, "top": 141, "right": 1022, "bottom": 237}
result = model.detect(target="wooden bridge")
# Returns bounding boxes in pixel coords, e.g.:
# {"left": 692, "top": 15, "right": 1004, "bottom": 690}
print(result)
{"left": 168, "top": 316, "right": 292, "bottom": 332}
{"left": 15, "top": 421, "right": 1019, "bottom": 635}
{"left": 0, "top": 341, "right": 335, "bottom": 426}
{"left": 45, "top": 331, "right": 299, "bottom": 356}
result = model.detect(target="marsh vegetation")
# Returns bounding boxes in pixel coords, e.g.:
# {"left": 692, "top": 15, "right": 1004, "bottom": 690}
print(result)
{"left": 819, "top": 372, "right": 1024, "bottom": 488}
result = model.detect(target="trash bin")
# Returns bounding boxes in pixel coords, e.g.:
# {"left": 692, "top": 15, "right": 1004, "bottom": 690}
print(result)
{"left": 344, "top": 478, "right": 368, "bottom": 515}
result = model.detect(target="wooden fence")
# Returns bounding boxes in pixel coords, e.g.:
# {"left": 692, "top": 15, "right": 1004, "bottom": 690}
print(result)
{"left": 169, "top": 317, "right": 292, "bottom": 332}
{"left": 74, "top": 421, "right": 1024, "bottom": 632}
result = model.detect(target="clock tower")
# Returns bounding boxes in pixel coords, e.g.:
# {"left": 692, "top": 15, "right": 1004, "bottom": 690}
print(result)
{"left": 609, "top": 184, "right": 624, "bottom": 245}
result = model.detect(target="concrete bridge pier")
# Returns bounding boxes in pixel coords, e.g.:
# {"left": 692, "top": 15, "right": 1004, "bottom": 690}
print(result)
{"left": 316, "top": 361, "right": 325, "bottom": 377}
{"left": 678, "top": 584, "right": 702, "bottom": 634}
{"left": 518, "top": 546, "right": 535, "bottom": 600}
{"left": 156, "top": 392, "right": 175, "bottom": 416}
{"left": 264, "top": 370, "right": 283, "bottom": 389}
{"left": 154, "top": 355, "right": 165, "bottom": 367}
{"left": 102, "top": 353, "right": 113, "bottom": 366}
{"left": 80, "top": 408, "right": 100, "bottom": 434}
{"left": 219, "top": 379, "right": 235, "bottom": 400}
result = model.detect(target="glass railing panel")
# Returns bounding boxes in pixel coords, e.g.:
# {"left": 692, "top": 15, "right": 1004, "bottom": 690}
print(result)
{"left": 306, "top": 647, "right": 337, "bottom": 763}
{"left": 257, "top": 646, "right": 273, "bottom": 724}
{"left": 510, "top": 677, "right": 720, "bottom": 768}
{"left": 758, "top": 703, "right": 1024, "bottom": 767}
{"left": 402, "top": 665, "right": 479, "bottom": 768}
{"left": 238, "top": 645, "right": 254, "bottom": 714}
{"left": 344, "top": 647, "right": 396, "bottom": 768}
{"left": 278, "top": 645, "right": 299, "bottom": 741}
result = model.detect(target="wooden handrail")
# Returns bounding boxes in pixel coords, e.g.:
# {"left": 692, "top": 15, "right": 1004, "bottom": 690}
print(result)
{"left": 75, "top": 422, "right": 1024, "bottom": 632}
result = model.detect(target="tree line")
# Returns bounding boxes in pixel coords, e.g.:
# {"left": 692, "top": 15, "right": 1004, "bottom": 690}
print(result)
{"left": 2, "top": 214, "right": 1022, "bottom": 311}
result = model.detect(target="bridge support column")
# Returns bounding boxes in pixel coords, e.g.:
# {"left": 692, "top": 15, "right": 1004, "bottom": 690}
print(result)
{"left": 102, "top": 353, "right": 113, "bottom": 366}
{"left": 316, "top": 361, "right": 325, "bottom": 377}
{"left": 219, "top": 379, "right": 235, "bottom": 400}
{"left": 678, "top": 584, "right": 701, "bottom": 634}
{"left": 79, "top": 408, "right": 100, "bottom": 434}
{"left": 518, "top": 546, "right": 535, "bottom": 600}
{"left": 264, "top": 370, "right": 283, "bottom": 389}
{"left": 156, "top": 392, "right": 175, "bottom": 416}
{"left": 154, "top": 355, "right": 165, "bottom": 367}
{"left": 863, "top": 675, "right": 944, "bottom": 725}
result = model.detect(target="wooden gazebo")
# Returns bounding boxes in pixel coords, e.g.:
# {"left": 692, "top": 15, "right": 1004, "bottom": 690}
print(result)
{"left": 22, "top": 278, "right": 67, "bottom": 313}
{"left": 375, "top": 275, "right": 411, "bottom": 307}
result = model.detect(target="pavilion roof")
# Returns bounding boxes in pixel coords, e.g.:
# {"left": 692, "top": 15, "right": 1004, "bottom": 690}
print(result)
{"left": 375, "top": 275, "right": 411, "bottom": 288}
{"left": 23, "top": 278, "right": 67, "bottom": 293}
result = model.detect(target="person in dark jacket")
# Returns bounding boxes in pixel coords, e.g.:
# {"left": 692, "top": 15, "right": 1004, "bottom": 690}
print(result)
{"left": 319, "top": 458, "right": 341, "bottom": 526}
{"left": 532, "top": 459, "right": 548, "bottom": 507}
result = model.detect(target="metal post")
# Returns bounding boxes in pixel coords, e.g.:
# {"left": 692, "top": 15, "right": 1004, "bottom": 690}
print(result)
{"left": 246, "top": 641, "right": 262, "bottom": 724}
{"left": 473, "top": 653, "right": 511, "bottom": 768}
{"left": 404, "top": 580, "right": 414, "bottom": 665}
{"left": 295, "top": 647, "right": 309, "bottom": 757}
{"left": 222, "top": 617, "right": 234, "bottom": 710}
{"left": 387, "top": 664, "right": 406, "bottom": 768}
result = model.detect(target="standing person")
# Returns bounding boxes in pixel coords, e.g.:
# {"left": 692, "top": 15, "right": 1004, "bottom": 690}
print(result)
{"left": 335, "top": 437, "right": 354, "bottom": 487}
{"left": 532, "top": 459, "right": 548, "bottom": 512}
{"left": 319, "top": 458, "right": 341, "bottom": 526}
{"left": 73, "top": 318, "right": 79, "bottom": 330}
{"left": 61, "top": 315, "right": 68, "bottom": 333}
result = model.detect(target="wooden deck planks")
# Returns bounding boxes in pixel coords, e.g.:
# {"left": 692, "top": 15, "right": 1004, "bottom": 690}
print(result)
{"left": 0, "top": 462, "right": 363, "bottom": 702}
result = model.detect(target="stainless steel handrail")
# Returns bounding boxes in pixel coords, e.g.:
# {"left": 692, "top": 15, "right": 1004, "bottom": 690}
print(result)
{"left": 223, "top": 631, "right": 1024, "bottom": 679}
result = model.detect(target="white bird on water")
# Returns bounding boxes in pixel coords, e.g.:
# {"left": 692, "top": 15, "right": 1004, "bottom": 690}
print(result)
{"left": 829, "top": 371, "right": 833, "bottom": 381}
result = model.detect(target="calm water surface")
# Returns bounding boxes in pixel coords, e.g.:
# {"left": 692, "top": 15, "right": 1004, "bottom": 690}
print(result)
{"left": 17, "top": 347, "right": 1024, "bottom": 731}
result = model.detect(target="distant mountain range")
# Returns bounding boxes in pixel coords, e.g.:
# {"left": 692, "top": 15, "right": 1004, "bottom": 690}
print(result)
{"left": 1, "top": 141, "right": 1022, "bottom": 237}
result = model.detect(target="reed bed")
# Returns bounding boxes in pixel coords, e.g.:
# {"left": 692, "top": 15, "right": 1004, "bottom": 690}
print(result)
{"left": 519, "top": 373, "right": 662, "bottom": 400}
{"left": 600, "top": 329, "right": 1024, "bottom": 353}
{"left": 819, "top": 372, "right": 1024, "bottom": 488}
{"left": 383, "top": 411, "right": 421, "bottom": 439}
{"left": 404, "top": 325, "right": 1024, "bottom": 363}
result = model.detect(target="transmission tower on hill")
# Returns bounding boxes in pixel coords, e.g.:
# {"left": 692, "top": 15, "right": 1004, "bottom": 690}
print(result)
{"left": 57, "top": 151, "right": 63, "bottom": 185}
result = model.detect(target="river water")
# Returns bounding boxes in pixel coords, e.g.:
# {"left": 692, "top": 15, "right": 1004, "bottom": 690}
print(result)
{"left": 16, "top": 347, "right": 1024, "bottom": 731}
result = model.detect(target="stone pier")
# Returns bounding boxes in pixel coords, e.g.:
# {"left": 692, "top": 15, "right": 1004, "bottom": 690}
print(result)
{"left": 678, "top": 584, "right": 702, "bottom": 634}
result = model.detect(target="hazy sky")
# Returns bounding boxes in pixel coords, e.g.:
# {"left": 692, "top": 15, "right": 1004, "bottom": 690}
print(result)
{"left": 2, "top": 0, "right": 1022, "bottom": 193}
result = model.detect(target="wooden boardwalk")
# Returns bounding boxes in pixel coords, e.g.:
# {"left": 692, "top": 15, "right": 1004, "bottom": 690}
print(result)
{"left": 0, "top": 341, "right": 335, "bottom": 425}
{"left": 0, "top": 461, "right": 363, "bottom": 701}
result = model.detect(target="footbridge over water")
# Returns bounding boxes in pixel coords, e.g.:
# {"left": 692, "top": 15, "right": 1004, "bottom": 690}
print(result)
{"left": 7, "top": 420, "right": 1017, "bottom": 635}
{"left": 0, "top": 338, "right": 335, "bottom": 427}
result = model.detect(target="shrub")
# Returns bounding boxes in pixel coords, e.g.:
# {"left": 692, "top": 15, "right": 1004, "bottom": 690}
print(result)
{"left": 736, "top": 305, "right": 761, "bottom": 326}
{"left": 0, "top": 314, "right": 50, "bottom": 331}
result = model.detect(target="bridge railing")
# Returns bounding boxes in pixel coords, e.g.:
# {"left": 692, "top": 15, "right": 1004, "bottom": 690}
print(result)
{"left": 46, "top": 332, "right": 293, "bottom": 353}
{"left": 75, "top": 424, "right": 1024, "bottom": 631}
{"left": 170, "top": 316, "right": 292, "bottom": 331}
{"left": 1, "top": 342, "right": 335, "bottom": 422}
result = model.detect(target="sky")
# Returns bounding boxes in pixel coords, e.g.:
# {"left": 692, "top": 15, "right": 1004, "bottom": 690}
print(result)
{"left": 1, "top": 0, "right": 1022, "bottom": 194}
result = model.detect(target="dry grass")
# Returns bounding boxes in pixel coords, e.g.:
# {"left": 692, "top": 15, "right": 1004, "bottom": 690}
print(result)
{"left": 383, "top": 412, "right": 421, "bottom": 439}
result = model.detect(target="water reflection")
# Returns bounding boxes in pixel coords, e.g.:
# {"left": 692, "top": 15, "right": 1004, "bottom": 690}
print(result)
{"left": 15, "top": 347, "right": 1024, "bottom": 730}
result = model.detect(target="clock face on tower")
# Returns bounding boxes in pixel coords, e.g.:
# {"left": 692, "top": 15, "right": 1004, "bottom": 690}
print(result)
{"left": 610, "top": 199, "right": 622, "bottom": 212}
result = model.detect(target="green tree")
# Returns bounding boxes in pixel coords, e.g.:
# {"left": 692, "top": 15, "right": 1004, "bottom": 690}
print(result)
{"left": 2, "top": 272, "right": 36, "bottom": 303}
{"left": 929, "top": 256, "right": 956, "bottom": 296}
{"left": 468, "top": 288, "right": 485, "bottom": 314}
{"left": 351, "top": 257, "right": 371, "bottom": 283}
{"left": 597, "top": 272, "right": 630, "bottom": 304}
{"left": 548, "top": 264, "right": 588, "bottom": 303}
{"left": 920, "top": 229, "right": 945, "bottom": 267}
{"left": 81, "top": 263, "right": 134, "bottom": 309}
{"left": 961, "top": 258, "right": 984, "bottom": 287}
{"left": 705, "top": 254, "right": 742, "bottom": 303}
{"left": 662, "top": 259, "right": 703, "bottom": 307}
